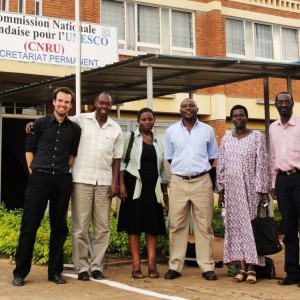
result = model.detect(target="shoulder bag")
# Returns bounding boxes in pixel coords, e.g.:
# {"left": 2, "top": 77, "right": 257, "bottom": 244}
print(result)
{"left": 124, "top": 131, "right": 134, "bottom": 167}
{"left": 251, "top": 203, "right": 282, "bottom": 256}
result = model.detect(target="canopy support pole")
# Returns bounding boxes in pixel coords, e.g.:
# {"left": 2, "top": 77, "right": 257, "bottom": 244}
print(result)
{"left": 287, "top": 75, "right": 292, "bottom": 93}
{"left": 263, "top": 76, "right": 270, "bottom": 151}
{"left": 0, "top": 102, "right": 2, "bottom": 204}
{"left": 263, "top": 76, "right": 274, "bottom": 216}
{"left": 75, "top": 0, "right": 81, "bottom": 115}
{"left": 147, "top": 65, "right": 153, "bottom": 109}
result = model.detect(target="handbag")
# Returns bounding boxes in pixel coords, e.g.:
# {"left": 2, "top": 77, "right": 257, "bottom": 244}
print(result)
{"left": 251, "top": 203, "right": 282, "bottom": 256}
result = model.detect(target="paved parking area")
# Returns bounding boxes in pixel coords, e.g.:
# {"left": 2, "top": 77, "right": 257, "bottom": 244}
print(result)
{"left": 1, "top": 238, "right": 299, "bottom": 300}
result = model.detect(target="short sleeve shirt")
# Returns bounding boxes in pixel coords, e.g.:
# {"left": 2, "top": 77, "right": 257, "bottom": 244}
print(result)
{"left": 70, "top": 112, "right": 124, "bottom": 185}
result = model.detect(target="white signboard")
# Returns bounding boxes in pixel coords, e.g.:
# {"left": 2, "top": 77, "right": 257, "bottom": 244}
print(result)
{"left": 0, "top": 12, "right": 118, "bottom": 68}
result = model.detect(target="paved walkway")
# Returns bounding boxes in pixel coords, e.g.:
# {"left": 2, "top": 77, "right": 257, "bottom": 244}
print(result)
{"left": 1, "top": 238, "right": 299, "bottom": 300}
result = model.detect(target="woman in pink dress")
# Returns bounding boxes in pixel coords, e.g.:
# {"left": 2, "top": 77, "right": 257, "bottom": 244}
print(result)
{"left": 216, "top": 105, "right": 270, "bottom": 284}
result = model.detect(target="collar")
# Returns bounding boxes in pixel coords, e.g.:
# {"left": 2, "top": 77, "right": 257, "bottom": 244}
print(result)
{"left": 277, "top": 115, "right": 295, "bottom": 127}
{"left": 180, "top": 118, "right": 199, "bottom": 127}
{"left": 134, "top": 128, "right": 158, "bottom": 142}
{"left": 90, "top": 111, "right": 112, "bottom": 127}
{"left": 49, "top": 114, "right": 70, "bottom": 124}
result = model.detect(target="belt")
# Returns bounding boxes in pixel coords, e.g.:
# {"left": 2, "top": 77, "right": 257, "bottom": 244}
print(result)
{"left": 175, "top": 171, "right": 208, "bottom": 180}
{"left": 279, "top": 169, "right": 300, "bottom": 175}
{"left": 35, "top": 169, "right": 70, "bottom": 175}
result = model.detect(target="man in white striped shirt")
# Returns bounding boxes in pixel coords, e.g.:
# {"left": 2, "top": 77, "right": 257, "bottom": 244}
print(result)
{"left": 71, "top": 91, "right": 124, "bottom": 281}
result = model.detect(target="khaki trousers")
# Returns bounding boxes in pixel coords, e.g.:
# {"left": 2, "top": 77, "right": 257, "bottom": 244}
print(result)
{"left": 71, "top": 183, "right": 111, "bottom": 273}
{"left": 168, "top": 173, "right": 215, "bottom": 273}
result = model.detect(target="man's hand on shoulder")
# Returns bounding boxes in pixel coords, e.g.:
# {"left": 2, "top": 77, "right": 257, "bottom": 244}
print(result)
{"left": 25, "top": 122, "right": 34, "bottom": 134}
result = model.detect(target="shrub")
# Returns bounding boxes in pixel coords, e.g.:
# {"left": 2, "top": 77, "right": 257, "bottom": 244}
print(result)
{"left": 0, "top": 204, "right": 285, "bottom": 264}
{"left": 107, "top": 211, "right": 130, "bottom": 256}
{"left": 0, "top": 205, "right": 22, "bottom": 258}
{"left": 107, "top": 211, "right": 168, "bottom": 257}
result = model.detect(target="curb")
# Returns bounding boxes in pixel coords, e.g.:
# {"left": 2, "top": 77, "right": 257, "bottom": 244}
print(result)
{"left": 64, "top": 257, "right": 169, "bottom": 270}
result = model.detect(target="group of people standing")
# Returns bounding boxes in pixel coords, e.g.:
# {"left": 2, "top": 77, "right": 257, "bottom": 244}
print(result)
{"left": 12, "top": 88, "right": 123, "bottom": 286}
{"left": 12, "top": 88, "right": 300, "bottom": 289}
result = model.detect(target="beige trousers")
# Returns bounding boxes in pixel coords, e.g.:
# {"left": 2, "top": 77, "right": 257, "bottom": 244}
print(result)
{"left": 71, "top": 183, "right": 111, "bottom": 273}
{"left": 168, "top": 173, "right": 215, "bottom": 273}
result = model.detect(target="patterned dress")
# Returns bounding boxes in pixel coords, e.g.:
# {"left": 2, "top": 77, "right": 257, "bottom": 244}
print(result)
{"left": 216, "top": 130, "right": 270, "bottom": 265}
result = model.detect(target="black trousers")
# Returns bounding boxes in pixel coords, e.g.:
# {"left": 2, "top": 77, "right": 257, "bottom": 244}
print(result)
{"left": 275, "top": 172, "right": 300, "bottom": 281}
{"left": 13, "top": 171, "right": 72, "bottom": 279}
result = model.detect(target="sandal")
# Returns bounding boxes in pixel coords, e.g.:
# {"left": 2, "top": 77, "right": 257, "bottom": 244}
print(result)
{"left": 233, "top": 270, "right": 247, "bottom": 282}
{"left": 246, "top": 271, "right": 257, "bottom": 284}
{"left": 148, "top": 269, "right": 159, "bottom": 278}
{"left": 132, "top": 269, "right": 144, "bottom": 279}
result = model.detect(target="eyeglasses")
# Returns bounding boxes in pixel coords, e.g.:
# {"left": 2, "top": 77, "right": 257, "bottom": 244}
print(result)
{"left": 276, "top": 100, "right": 293, "bottom": 106}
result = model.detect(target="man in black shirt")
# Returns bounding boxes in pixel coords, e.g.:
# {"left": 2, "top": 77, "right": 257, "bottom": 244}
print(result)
{"left": 12, "top": 87, "right": 81, "bottom": 286}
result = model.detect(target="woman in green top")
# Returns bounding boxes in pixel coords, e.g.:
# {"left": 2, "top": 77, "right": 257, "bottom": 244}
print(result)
{"left": 118, "top": 108, "right": 169, "bottom": 279}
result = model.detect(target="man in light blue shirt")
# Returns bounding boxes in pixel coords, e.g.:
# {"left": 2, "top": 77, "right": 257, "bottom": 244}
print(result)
{"left": 164, "top": 98, "right": 218, "bottom": 281}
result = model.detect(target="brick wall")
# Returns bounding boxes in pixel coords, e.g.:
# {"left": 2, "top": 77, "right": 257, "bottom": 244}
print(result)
{"left": 224, "top": 78, "right": 300, "bottom": 101}
{"left": 196, "top": 11, "right": 225, "bottom": 57}
{"left": 4, "top": 1, "right": 300, "bottom": 116}
{"left": 205, "top": 119, "right": 226, "bottom": 146}
{"left": 5, "top": 0, "right": 100, "bottom": 22}
{"left": 8, "top": 0, "right": 17, "bottom": 12}
{"left": 82, "top": 0, "right": 100, "bottom": 23}
{"left": 194, "top": 4, "right": 300, "bottom": 102}
{"left": 41, "top": 1, "right": 75, "bottom": 19}
{"left": 26, "top": 0, "right": 35, "bottom": 14}
{"left": 198, "top": 79, "right": 300, "bottom": 102}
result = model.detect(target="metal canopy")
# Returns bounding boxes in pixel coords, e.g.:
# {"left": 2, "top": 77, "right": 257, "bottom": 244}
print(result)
{"left": 1, "top": 54, "right": 300, "bottom": 104}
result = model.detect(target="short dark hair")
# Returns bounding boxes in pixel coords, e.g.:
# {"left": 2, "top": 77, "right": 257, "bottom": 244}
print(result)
{"left": 275, "top": 91, "right": 294, "bottom": 103}
{"left": 95, "top": 91, "right": 112, "bottom": 102}
{"left": 230, "top": 105, "right": 248, "bottom": 119}
{"left": 137, "top": 107, "right": 155, "bottom": 121}
{"left": 53, "top": 87, "right": 75, "bottom": 104}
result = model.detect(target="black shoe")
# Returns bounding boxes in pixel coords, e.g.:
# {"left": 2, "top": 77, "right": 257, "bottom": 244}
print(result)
{"left": 92, "top": 270, "right": 105, "bottom": 280}
{"left": 202, "top": 271, "right": 217, "bottom": 281}
{"left": 12, "top": 276, "right": 24, "bottom": 286}
{"left": 78, "top": 271, "right": 90, "bottom": 281}
{"left": 278, "top": 278, "right": 299, "bottom": 285}
{"left": 297, "top": 282, "right": 300, "bottom": 288}
{"left": 48, "top": 274, "right": 66, "bottom": 284}
{"left": 164, "top": 269, "right": 181, "bottom": 280}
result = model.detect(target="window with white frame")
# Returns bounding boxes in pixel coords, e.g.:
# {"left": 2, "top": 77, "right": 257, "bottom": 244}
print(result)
{"left": 281, "top": 27, "right": 299, "bottom": 62}
{"left": 18, "top": 0, "right": 25, "bottom": 13}
{"left": 254, "top": 23, "right": 273, "bottom": 59}
{"left": 171, "top": 10, "right": 193, "bottom": 49}
{"left": 137, "top": 5, "right": 160, "bottom": 44}
{"left": 35, "top": 0, "right": 42, "bottom": 16}
{"left": 226, "top": 19, "right": 245, "bottom": 56}
{"left": 101, "top": 0, "right": 125, "bottom": 41}
{"left": 100, "top": 1, "right": 194, "bottom": 55}
{"left": 1, "top": 0, "right": 9, "bottom": 11}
